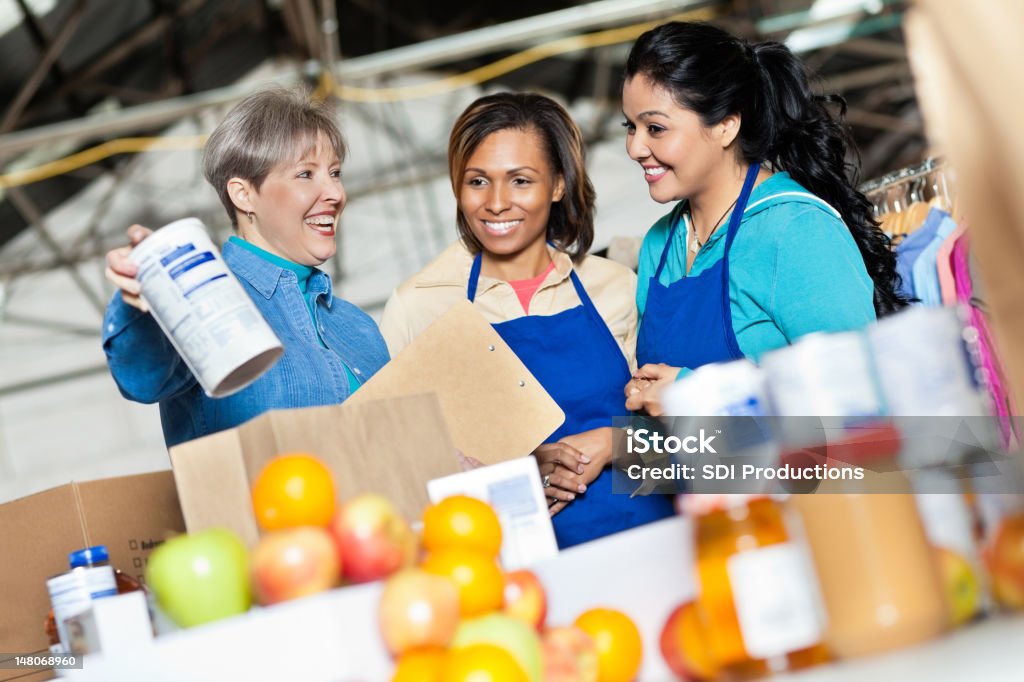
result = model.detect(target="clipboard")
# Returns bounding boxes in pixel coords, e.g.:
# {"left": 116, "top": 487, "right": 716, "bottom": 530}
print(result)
{"left": 347, "top": 301, "right": 565, "bottom": 464}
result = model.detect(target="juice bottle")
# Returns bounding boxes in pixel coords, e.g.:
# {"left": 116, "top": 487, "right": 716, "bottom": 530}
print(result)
{"left": 690, "top": 494, "right": 828, "bottom": 679}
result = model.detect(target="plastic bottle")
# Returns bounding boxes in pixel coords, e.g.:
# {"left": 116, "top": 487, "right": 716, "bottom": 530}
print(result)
{"left": 46, "top": 546, "right": 118, "bottom": 652}
{"left": 691, "top": 494, "right": 829, "bottom": 678}
{"left": 45, "top": 548, "right": 144, "bottom": 647}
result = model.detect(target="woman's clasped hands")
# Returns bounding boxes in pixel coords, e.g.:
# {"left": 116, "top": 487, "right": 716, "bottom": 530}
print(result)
{"left": 534, "top": 427, "right": 614, "bottom": 516}
{"left": 624, "top": 362, "right": 681, "bottom": 417}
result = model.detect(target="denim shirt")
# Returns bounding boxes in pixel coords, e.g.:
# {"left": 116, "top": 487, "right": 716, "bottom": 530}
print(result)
{"left": 102, "top": 239, "right": 390, "bottom": 447}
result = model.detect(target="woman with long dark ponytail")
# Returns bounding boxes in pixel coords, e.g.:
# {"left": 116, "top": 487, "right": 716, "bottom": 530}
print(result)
{"left": 621, "top": 22, "right": 906, "bottom": 414}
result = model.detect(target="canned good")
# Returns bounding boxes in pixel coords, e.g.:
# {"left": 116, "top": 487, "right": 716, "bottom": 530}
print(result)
{"left": 129, "top": 218, "right": 284, "bottom": 397}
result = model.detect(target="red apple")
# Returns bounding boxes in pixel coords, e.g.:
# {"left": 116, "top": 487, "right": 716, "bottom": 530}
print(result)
{"left": 985, "top": 514, "right": 1024, "bottom": 610}
{"left": 541, "top": 626, "right": 599, "bottom": 682}
{"left": 250, "top": 526, "right": 340, "bottom": 605}
{"left": 329, "top": 493, "right": 417, "bottom": 583}
{"left": 378, "top": 568, "right": 460, "bottom": 656}
{"left": 503, "top": 569, "right": 547, "bottom": 630}
{"left": 660, "top": 601, "right": 716, "bottom": 681}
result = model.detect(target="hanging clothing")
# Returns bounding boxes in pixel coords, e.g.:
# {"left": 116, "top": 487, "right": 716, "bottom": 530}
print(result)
{"left": 635, "top": 169, "right": 874, "bottom": 371}
{"left": 894, "top": 207, "right": 949, "bottom": 299}
{"left": 467, "top": 253, "right": 674, "bottom": 548}
{"left": 911, "top": 213, "right": 959, "bottom": 306}
{"left": 952, "top": 231, "right": 1018, "bottom": 447}
{"left": 937, "top": 224, "right": 968, "bottom": 307}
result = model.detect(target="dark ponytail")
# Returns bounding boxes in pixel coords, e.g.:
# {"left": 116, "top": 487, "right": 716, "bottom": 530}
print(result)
{"left": 625, "top": 22, "right": 907, "bottom": 316}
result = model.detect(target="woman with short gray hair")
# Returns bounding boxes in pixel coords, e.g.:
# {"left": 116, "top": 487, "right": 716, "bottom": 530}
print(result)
{"left": 102, "top": 88, "right": 389, "bottom": 447}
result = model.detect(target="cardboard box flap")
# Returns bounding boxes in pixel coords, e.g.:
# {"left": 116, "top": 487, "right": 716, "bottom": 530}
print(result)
{"left": 169, "top": 393, "right": 461, "bottom": 545}
{"left": 346, "top": 300, "right": 565, "bottom": 464}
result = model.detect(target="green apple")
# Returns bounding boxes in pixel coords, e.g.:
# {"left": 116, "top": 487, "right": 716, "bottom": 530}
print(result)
{"left": 453, "top": 613, "right": 543, "bottom": 682}
{"left": 146, "top": 528, "right": 252, "bottom": 627}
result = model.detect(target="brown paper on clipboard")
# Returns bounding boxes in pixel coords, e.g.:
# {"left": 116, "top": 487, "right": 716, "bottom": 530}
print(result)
{"left": 347, "top": 300, "right": 565, "bottom": 464}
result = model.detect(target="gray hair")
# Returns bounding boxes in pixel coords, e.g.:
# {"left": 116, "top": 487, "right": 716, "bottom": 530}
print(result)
{"left": 202, "top": 88, "right": 347, "bottom": 229}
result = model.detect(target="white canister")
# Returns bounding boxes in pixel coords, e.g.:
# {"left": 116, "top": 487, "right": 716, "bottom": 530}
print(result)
{"left": 129, "top": 218, "right": 284, "bottom": 397}
{"left": 662, "top": 358, "right": 769, "bottom": 416}
{"left": 761, "top": 331, "right": 885, "bottom": 419}
{"left": 761, "top": 331, "right": 887, "bottom": 451}
{"left": 867, "top": 305, "right": 989, "bottom": 416}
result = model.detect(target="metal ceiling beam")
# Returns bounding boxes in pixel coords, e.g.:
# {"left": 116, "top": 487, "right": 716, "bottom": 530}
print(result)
{"left": 0, "top": 0, "right": 713, "bottom": 158}
{"left": 1, "top": 0, "right": 87, "bottom": 134}
{"left": 845, "top": 108, "right": 921, "bottom": 134}
{"left": 839, "top": 37, "right": 909, "bottom": 60}
{"left": 820, "top": 61, "right": 912, "bottom": 92}
{"left": 6, "top": 187, "right": 107, "bottom": 313}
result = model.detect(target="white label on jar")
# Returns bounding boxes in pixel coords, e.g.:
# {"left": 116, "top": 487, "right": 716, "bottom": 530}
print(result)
{"left": 727, "top": 543, "right": 823, "bottom": 659}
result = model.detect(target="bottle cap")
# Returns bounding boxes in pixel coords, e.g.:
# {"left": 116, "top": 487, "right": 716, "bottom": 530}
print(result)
{"left": 69, "top": 545, "right": 109, "bottom": 568}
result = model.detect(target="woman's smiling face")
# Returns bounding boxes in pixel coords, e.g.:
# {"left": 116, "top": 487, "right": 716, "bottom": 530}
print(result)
{"left": 458, "top": 126, "right": 565, "bottom": 264}
{"left": 622, "top": 74, "right": 725, "bottom": 204}
{"left": 236, "top": 131, "right": 346, "bottom": 266}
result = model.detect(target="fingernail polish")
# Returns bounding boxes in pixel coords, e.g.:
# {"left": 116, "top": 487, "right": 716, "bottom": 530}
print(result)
{"left": 581, "top": 455, "right": 591, "bottom": 463}
{"left": 568, "top": 493, "right": 575, "bottom": 500}
{"left": 578, "top": 484, "right": 586, "bottom": 493}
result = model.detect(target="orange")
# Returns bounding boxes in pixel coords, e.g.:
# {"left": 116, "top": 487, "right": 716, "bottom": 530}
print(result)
{"left": 422, "top": 548, "right": 505, "bottom": 617}
{"left": 392, "top": 646, "right": 446, "bottom": 682}
{"left": 251, "top": 452, "right": 336, "bottom": 530}
{"left": 440, "top": 643, "right": 528, "bottom": 682}
{"left": 574, "top": 608, "right": 643, "bottom": 682}
{"left": 423, "top": 495, "right": 503, "bottom": 558}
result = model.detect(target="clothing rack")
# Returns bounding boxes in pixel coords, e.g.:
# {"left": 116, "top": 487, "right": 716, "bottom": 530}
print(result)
{"left": 859, "top": 157, "right": 946, "bottom": 195}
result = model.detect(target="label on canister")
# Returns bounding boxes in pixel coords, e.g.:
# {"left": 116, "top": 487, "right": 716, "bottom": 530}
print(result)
{"left": 761, "top": 331, "right": 885, "bottom": 419}
{"left": 47, "top": 566, "right": 116, "bottom": 653}
{"left": 868, "top": 305, "right": 988, "bottom": 416}
{"left": 128, "top": 218, "right": 284, "bottom": 397}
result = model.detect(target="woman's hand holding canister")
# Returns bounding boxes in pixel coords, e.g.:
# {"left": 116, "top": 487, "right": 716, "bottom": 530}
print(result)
{"left": 104, "top": 225, "right": 152, "bottom": 312}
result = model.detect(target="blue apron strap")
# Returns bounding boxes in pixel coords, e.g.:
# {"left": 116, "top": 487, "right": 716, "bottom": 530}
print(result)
{"left": 568, "top": 269, "right": 628, "bottom": 364}
{"left": 718, "top": 162, "right": 761, "bottom": 357}
{"left": 653, "top": 201, "right": 689, "bottom": 280}
{"left": 467, "top": 251, "right": 483, "bottom": 302}
{"left": 723, "top": 163, "right": 761, "bottom": 254}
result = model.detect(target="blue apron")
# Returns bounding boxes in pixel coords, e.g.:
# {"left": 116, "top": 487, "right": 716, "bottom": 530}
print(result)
{"left": 468, "top": 254, "right": 674, "bottom": 548}
{"left": 636, "top": 163, "right": 761, "bottom": 369}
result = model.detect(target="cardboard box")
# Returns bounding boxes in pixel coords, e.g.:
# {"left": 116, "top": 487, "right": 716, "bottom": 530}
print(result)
{"left": 0, "top": 471, "right": 185, "bottom": 680}
{"left": 169, "top": 393, "right": 463, "bottom": 546}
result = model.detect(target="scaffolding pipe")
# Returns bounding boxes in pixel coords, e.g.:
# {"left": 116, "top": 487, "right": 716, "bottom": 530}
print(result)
{"left": 0, "top": 0, "right": 711, "bottom": 157}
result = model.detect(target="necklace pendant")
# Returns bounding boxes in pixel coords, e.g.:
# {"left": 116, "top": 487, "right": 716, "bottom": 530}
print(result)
{"left": 689, "top": 236, "right": 700, "bottom": 254}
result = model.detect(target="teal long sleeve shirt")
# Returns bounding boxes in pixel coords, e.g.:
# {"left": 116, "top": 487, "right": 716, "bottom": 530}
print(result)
{"left": 636, "top": 172, "right": 876, "bottom": 368}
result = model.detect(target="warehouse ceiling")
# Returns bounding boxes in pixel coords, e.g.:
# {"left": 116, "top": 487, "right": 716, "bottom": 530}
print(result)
{"left": 0, "top": 0, "right": 920, "bottom": 266}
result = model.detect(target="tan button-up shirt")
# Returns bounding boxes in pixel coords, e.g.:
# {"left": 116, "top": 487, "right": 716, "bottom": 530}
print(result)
{"left": 380, "top": 240, "right": 639, "bottom": 371}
